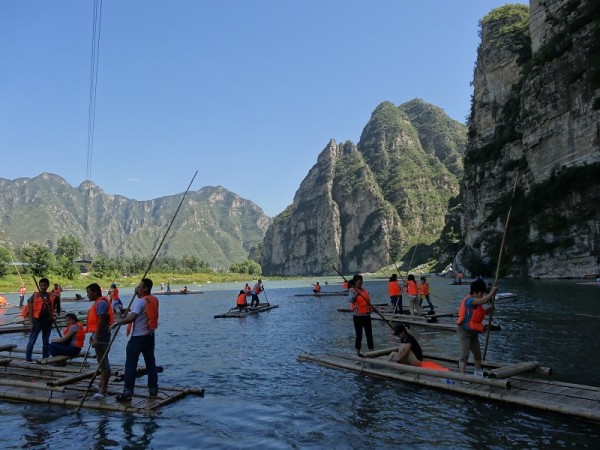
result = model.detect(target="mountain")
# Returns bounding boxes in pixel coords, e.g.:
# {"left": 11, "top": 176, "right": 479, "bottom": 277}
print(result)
{"left": 456, "top": 1, "right": 600, "bottom": 278}
{"left": 261, "top": 99, "right": 466, "bottom": 276}
{"left": 0, "top": 173, "right": 271, "bottom": 269}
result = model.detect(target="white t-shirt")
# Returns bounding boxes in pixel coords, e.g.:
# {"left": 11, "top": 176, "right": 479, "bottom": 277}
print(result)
{"left": 131, "top": 297, "right": 151, "bottom": 336}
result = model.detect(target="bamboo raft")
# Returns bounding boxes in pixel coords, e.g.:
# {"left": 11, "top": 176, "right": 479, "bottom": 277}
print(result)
{"left": 0, "top": 315, "right": 88, "bottom": 335}
{"left": 495, "top": 292, "right": 518, "bottom": 303}
{"left": 294, "top": 291, "right": 349, "bottom": 297}
{"left": 298, "top": 348, "right": 600, "bottom": 423}
{"left": 154, "top": 290, "right": 204, "bottom": 296}
{"left": 0, "top": 344, "right": 204, "bottom": 413}
{"left": 214, "top": 303, "right": 279, "bottom": 318}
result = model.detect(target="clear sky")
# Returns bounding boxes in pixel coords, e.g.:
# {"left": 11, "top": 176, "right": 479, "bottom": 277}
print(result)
{"left": 1, "top": 1, "right": 526, "bottom": 217}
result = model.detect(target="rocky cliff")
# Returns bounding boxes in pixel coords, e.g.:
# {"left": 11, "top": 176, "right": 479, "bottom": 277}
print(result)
{"left": 0, "top": 173, "right": 270, "bottom": 269}
{"left": 262, "top": 100, "right": 465, "bottom": 276}
{"left": 457, "top": 1, "right": 600, "bottom": 278}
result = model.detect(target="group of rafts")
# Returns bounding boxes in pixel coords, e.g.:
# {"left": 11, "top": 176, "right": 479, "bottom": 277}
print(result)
{"left": 294, "top": 278, "right": 600, "bottom": 423}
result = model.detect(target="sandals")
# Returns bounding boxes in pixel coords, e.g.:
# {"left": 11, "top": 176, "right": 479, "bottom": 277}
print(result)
{"left": 116, "top": 393, "right": 132, "bottom": 403}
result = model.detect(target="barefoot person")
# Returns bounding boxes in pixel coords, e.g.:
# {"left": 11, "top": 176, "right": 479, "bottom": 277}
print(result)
{"left": 388, "top": 324, "right": 423, "bottom": 367}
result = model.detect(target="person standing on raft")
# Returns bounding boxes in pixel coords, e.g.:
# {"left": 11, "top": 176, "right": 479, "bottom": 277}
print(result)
{"left": 250, "top": 279, "right": 263, "bottom": 308}
{"left": 348, "top": 274, "right": 374, "bottom": 358}
{"left": 388, "top": 274, "right": 402, "bottom": 312}
{"left": 457, "top": 279, "right": 498, "bottom": 376}
{"left": 24, "top": 278, "right": 56, "bottom": 362}
{"left": 18, "top": 284, "right": 27, "bottom": 308}
{"left": 418, "top": 276, "right": 435, "bottom": 314}
{"left": 404, "top": 274, "right": 419, "bottom": 315}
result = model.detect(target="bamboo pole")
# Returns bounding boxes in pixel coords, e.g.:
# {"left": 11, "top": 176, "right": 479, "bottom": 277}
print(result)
{"left": 77, "top": 171, "right": 198, "bottom": 411}
{"left": 483, "top": 171, "right": 520, "bottom": 360}
{"left": 346, "top": 354, "right": 511, "bottom": 389}
{"left": 48, "top": 370, "right": 97, "bottom": 387}
{"left": 0, "top": 378, "right": 65, "bottom": 392}
{"left": 486, "top": 361, "right": 540, "bottom": 379}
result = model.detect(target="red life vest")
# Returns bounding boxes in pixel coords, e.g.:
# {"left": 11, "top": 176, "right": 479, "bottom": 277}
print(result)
{"left": 314, "top": 284, "right": 321, "bottom": 292}
{"left": 111, "top": 287, "right": 119, "bottom": 299}
{"left": 19, "top": 286, "right": 27, "bottom": 296}
{"left": 406, "top": 280, "right": 418, "bottom": 296}
{"left": 343, "top": 281, "right": 349, "bottom": 290}
{"left": 419, "top": 282, "right": 429, "bottom": 295}
{"left": 63, "top": 322, "right": 86, "bottom": 348}
{"left": 22, "top": 292, "right": 56, "bottom": 319}
{"left": 457, "top": 295, "right": 486, "bottom": 332}
{"left": 388, "top": 281, "right": 401, "bottom": 296}
{"left": 86, "top": 296, "right": 114, "bottom": 333}
{"left": 350, "top": 288, "right": 372, "bottom": 314}
{"left": 126, "top": 294, "right": 159, "bottom": 336}
{"left": 237, "top": 292, "right": 247, "bottom": 306}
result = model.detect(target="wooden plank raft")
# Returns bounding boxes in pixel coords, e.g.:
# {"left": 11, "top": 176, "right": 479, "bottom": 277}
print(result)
{"left": 214, "top": 303, "right": 279, "bottom": 318}
{"left": 0, "top": 345, "right": 204, "bottom": 413}
{"left": 298, "top": 350, "right": 600, "bottom": 423}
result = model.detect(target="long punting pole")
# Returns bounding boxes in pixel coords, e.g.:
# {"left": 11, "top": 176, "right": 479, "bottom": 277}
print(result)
{"left": 483, "top": 172, "right": 520, "bottom": 360}
{"left": 332, "top": 266, "right": 395, "bottom": 331}
{"left": 76, "top": 171, "right": 198, "bottom": 411}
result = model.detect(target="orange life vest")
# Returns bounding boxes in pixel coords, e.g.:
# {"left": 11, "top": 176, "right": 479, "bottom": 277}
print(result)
{"left": 406, "top": 280, "right": 418, "bottom": 296}
{"left": 343, "top": 281, "right": 349, "bottom": 290}
{"left": 457, "top": 295, "right": 486, "bottom": 332}
{"left": 388, "top": 281, "right": 401, "bottom": 296}
{"left": 22, "top": 292, "right": 56, "bottom": 319}
{"left": 126, "top": 294, "right": 159, "bottom": 336}
{"left": 419, "top": 282, "right": 429, "bottom": 295}
{"left": 53, "top": 287, "right": 61, "bottom": 297}
{"left": 111, "top": 287, "right": 120, "bottom": 299}
{"left": 314, "top": 284, "right": 321, "bottom": 292}
{"left": 63, "top": 322, "right": 86, "bottom": 348}
{"left": 19, "top": 287, "right": 27, "bottom": 296}
{"left": 244, "top": 285, "right": 251, "bottom": 294}
{"left": 86, "top": 296, "right": 114, "bottom": 333}
{"left": 350, "top": 288, "right": 372, "bottom": 314}
{"left": 237, "top": 292, "right": 247, "bottom": 306}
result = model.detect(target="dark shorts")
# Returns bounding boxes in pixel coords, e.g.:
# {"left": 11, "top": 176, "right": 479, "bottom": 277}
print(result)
{"left": 94, "top": 343, "right": 111, "bottom": 371}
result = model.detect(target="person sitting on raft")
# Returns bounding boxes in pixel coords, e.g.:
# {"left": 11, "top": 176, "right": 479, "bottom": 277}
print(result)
{"left": 180, "top": 286, "right": 188, "bottom": 294}
{"left": 388, "top": 324, "right": 423, "bottom": 367}
{"left": 236, "top": 290, "right": 248, "bottom": 310}
{"left": 313, "top": 282, "right": 321, "bottom": 294}
{"left": 49, "top": 313, "right": 85, "bottom": 357}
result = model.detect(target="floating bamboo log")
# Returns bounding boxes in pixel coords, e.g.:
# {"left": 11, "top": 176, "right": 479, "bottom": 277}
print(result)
{"left": 486, "top": 361, "right": 540, "bottom": 379}
{"left": 0, "top": 378, "right": 65, "bottom": 392}
{"left": 348, "top": 355, "right": 511, "bottom": 389}
{"left": 48, "top": 370, "right": 97, "bottom": 387}
{"left": 0, "top": 344, "right": 17, "bottom": 352}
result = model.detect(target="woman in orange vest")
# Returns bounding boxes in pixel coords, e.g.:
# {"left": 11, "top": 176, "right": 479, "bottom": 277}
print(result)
{"left": 388, "top": 274, "right": 402, "bottom": 312}
{"left": 25, "top": 278, "right": 56, "bottom": 362}
{"left": 418, "top": 276, "right": 435, "bottom": 314}
{"left": 49, "top": 313, "right": 85, "bottom": 357}
{"left": 236, "top": 290, "right": 248, "bottom": 309}
{"left": 349, "top": 274, "right": 374, "bottom": 357}
{"left": 457, "top": 279, "right": 498, "bottom": 375}
{"left": 19, "top": 284, "right": 27, "bottom": 307}
{"left": 404, "top": 274, "right": 419, "bottom": 315}
{"left": 312, "top": 282, "right": 321, "bottom": 294}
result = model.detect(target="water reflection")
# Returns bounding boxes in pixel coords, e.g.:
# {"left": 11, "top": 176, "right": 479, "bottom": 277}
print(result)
{"left": 121, "top": 414, "right": 159, "bottom": 449}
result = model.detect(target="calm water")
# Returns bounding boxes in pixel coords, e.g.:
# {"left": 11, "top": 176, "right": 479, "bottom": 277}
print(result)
{"left": 0, "top": 277, "right": 599, "bottom": 449}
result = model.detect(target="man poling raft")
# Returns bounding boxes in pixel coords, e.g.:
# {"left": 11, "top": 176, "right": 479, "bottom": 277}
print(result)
{"left": 250, "top": 279, "right": 264, "bottom": 308}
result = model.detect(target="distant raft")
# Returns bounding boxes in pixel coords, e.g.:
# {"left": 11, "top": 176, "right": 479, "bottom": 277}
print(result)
{"left": 214, "top": 303, "right": 279, "bottom": 318}
{"left": 294, "top": 291, "right": 348, "bottom": 297}
{"left": 495, "top": 292, "right": 518, "bottom": 303}
{"left": 154, "top": 290, "right": 204, "bottom": 296}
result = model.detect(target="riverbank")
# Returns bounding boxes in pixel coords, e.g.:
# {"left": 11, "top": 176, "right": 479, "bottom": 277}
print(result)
{"left": 0, "top": 272, "right": 292, "bottom": 294}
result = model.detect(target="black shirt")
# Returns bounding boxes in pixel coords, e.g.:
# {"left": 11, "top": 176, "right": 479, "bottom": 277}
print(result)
{"left": 401, "top": 332, "right": 423, "bottom": 361}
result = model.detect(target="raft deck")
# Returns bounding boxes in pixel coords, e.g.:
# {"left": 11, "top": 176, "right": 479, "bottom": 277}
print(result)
{"left": 298, "top": 349, "right": 600, "bottom": 423}
{"left": 214, "top": 303, "right": 279, "bottom": 318}
{"left": 0, "top": 344, "right": 204, "bottom": 413}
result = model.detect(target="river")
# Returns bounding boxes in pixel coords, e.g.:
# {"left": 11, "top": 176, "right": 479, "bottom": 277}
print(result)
{"left": 0, "top": 277, "right": 599, "bottom": 449}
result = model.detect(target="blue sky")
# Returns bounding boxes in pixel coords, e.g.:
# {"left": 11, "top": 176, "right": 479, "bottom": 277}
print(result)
{"left": 1, "top": 1, "right": 526, "bottom": 217}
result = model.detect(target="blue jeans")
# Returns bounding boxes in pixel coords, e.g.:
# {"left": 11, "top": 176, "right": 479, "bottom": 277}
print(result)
{"left": 49, "top": 342, "right": 81, "bottom": 357}
{"left": 26, "top": 318, "right": 53, "bottom": 360}
{"left": 124, "top": 334, "right": 158, "bottom": 395}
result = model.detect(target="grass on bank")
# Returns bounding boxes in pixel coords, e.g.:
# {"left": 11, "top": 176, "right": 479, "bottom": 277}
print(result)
{"left": 0, "top": 272, "right": 292, "bottom": 294}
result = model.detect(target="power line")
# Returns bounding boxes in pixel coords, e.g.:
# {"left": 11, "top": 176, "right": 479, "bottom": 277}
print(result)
{"left": 85, "top": 0, "right": 103, "bottom": 182}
